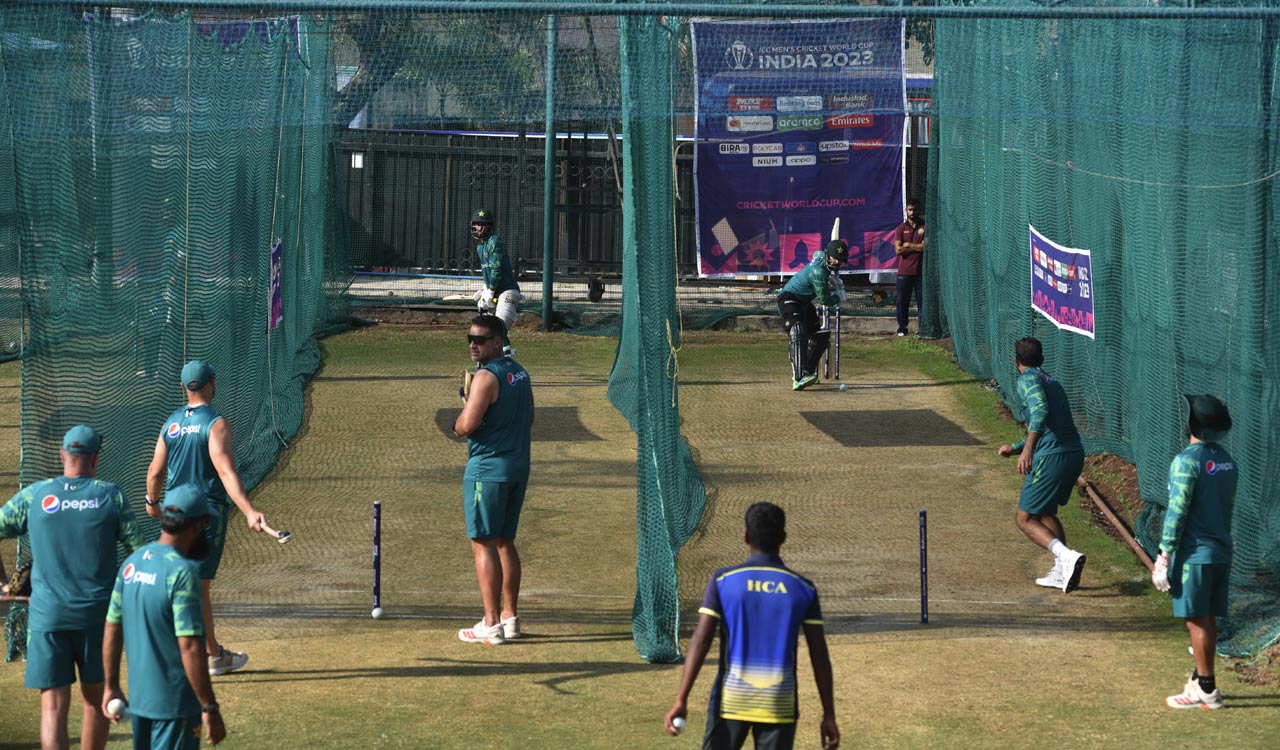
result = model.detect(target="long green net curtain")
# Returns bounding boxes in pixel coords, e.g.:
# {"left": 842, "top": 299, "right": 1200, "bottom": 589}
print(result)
{"left": 2, "top": 1, "right": 1279, "bottom": 661}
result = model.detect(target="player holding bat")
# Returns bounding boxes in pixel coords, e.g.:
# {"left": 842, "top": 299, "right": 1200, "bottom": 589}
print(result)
{"left": 146, "top": 360, "right": 268, "bottom": 676}
{"left": 470, "top": 209, "right": 522, "bottom": 358}
{"left": 776, "top": 221, "right": 848, "bottom": 390}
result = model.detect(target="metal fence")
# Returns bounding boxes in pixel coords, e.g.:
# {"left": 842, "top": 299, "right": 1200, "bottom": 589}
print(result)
{"left": 339, "top": 124, "right": 929, "bottom": 281}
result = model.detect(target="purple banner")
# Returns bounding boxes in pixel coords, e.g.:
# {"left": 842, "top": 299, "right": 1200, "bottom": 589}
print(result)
{"left": 269, "top": 239, "right": 284, "bottom": 331}
{"left": 692, "top": 19, "right": 906, "bottom": 277}
{"left": 1030, "top": 225, "right": 1094, "bottom": 339}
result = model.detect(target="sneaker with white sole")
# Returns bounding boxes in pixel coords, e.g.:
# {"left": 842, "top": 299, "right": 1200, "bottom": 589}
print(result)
{"left": 458, "top": 619, "right": 506, "bottom": 645}
{"left": 1035, "top": 562, "right": 1064, "bottom": 589}
{"left": 1059, "top": 549, "right": 1086, "bottom": 593}
{"left": 207, "top": 646, "right": 248, "bottom": 676}
{"left": 1167, "top": 680, "right": 1223, "bottom": 709}
{"left": 500, "top": 615, "right": 521, "bottom": 640}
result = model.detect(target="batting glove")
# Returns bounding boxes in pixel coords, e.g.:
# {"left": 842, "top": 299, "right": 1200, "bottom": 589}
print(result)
{"left": 1152, "top": 551, "right": 1171, "bottom": 592}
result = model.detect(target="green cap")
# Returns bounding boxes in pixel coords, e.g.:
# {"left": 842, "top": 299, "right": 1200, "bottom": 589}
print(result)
{"left": 162, "top": 485, "right": 210, "bottom": 520}
{"left": 181, "top": 360, "right": 215, "bottom": 391}
{"left": 62, "top": 425, "right": 101, "bottom": 455}
{"left": 470, "top": 208, "right": 495, "bottom": 225}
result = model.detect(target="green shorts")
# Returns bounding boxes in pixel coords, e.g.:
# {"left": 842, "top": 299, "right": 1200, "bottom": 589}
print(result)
{"left": 463, "top": 479, "right": 527, "bottom": 540}
{"left": 1171, "top": 562, "right": 1230, "bottom": 619}
{"left": 197, "top": 503, "right": 228, "bottom": 581}
{"left": 24, "top": 621, "right": 105, "bottom": 689}
{"left": 703, "top": 715, "right": 797, "bottom": 750}
{"left": 1018, "top": 450, "right": 1084, "bottom": 516}
{"left": 132, "top": 714, "right": 202, "bottom": 750}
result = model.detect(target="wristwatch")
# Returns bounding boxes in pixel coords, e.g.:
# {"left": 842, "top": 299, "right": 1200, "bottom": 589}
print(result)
{"left": 201, "top": 703, "right": 220, "bottom": 714}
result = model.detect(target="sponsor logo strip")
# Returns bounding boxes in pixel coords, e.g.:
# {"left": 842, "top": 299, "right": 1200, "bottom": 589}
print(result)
{"left": 776, "top": 95, "right": 823, "bottom": 112}
{"left": 726, "top": 115, "right": 774, "bottom": 133}
{"left": 785, "top": 155, "right": 817, "bottom": 166}
{"left": 753, "top": 156, "right": 783, "bottom": 167}
{"left": 727, "top": 96, "right": 772, "bottom": 112}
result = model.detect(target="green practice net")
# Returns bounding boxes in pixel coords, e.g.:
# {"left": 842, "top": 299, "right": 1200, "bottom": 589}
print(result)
{"left": 926, "top": 6, "right": 1280, "bottom": 656}
{"left": 1, "top": 7, "right": 347, "bottom": 659}
{"left": 5, "top": 0, "right": 1279, "bottom": 664}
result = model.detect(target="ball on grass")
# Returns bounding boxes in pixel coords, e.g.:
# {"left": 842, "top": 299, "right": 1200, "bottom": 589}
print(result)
{"left": 106, "top": 698, "right": 128, "bottom": 720}
{"left": 839, "top": 383, "right": 848, "bottom": 392}
{"left": 371, "top": 607, "right": 385, "bottom": 619}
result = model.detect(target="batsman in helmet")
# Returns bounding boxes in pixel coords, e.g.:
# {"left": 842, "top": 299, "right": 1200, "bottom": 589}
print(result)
{"left": 776, "top": 239, "right": 847, "bottom": 390}
{"left": 470, "top": 209, "right": 522, "bottom": 358}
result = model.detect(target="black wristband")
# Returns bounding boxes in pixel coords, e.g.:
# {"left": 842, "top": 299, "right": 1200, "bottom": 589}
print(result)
{"left": 144, "top": 496, "right": 159, "bottom": 507}
{"left": 201, "top": 703, "right": 219, "bottom": 714}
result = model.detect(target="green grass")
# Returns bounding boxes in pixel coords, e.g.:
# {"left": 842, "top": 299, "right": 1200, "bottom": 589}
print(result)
{"left": 2, "top": 331, "right": 1276, "bottom": 749}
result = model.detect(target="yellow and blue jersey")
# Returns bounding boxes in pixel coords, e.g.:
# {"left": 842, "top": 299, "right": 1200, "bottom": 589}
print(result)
{"left": 161, "top": 404, "right": 228, "bottom": 507}
{"left": 107, "top": 542, "right": 204, "bottom": 719}
{"left": 1161, "top": 442, "right": 1236, "bottom": 564}
{"left": 1011, "top": 368, "right": 1082, "bottom": 455}
{"left": 0, "top": 477, "right": 145, "bottom": 631}
{"left": 699, "top": 553, "right": 822, "bottom": 724}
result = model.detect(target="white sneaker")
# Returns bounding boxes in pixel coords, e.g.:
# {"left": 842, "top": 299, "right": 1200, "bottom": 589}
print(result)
{"left": 1035, "top": 562, "right": 1064, "bottom": 589}
{"left": 207, "top": 646, "right": 248, "bottom": 676}
{"left": 458, "top": 619, "right": 506, "bottom": 645}
{"left": 1059, "top": 549, "right": 1087, "bottom": 593}
{"left": 1167, "top": 680, "right": 1223, "bottom": 709}
{"left": 500, "top": 615, "right": 521, "bottom": 640}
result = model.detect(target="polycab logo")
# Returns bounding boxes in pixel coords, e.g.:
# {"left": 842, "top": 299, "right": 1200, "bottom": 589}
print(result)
{"left": 41, "top": 495, "right": 60, "bottom": 514}
{"left": 752, "top": 143, "right": 784, "bottom": 154}
{"left": 827, "top": 114, "right": 875, "bottom": 129}
{"left": 166, "top": 422, "right": 182, "bottom": 438}
{"left": 122, "top": 563, "right": 136, "bottom": 584}
{"left": 727, "top": 96, "right": 772, "bottom": 112}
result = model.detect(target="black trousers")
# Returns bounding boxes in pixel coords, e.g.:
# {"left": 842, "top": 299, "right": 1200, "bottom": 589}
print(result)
{"left": 896, "top": 273, "right": 922, "bottom": 334}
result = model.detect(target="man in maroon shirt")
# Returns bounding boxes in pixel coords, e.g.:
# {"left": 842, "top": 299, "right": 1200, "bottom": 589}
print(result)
{"left": 894, "top": 197, "right": 926, "bottom": 336}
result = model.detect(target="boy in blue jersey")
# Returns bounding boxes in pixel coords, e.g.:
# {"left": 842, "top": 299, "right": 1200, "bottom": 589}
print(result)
{"left": 665, "top": 502, "right": 839, "bottom": 750}
{"left": 103, "top": 485, "right": 226, "bottom": 748}
{"left": 0, "top": 425, "right": 146, "bottom": 750}
{"left": 454, "top": 314, "right": 534, "bottom": 645}
{"left": 145, "top": 360, "right": 266, "bottom": 676}
{"left": 777, "top": 241, "right": 847, "bottom": 390}
{"left": 470, "top": 209, "right": 522, "bottom": 358}
{"left": 1152, "top": 395, "right": 1236, "bottom": 710}
{"left": 998, "top": 337, "right": 1087, "bottom": 592}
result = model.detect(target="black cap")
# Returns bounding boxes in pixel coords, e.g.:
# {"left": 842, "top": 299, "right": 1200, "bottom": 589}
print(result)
{"left": 1186, "top": 394, "right": 1232, "bottom": 442}
{"left": 470, "top": 209, "right": 495, "bottom": 225}
{"left": 824, "top": 240, "right": 849, "bottom": 263}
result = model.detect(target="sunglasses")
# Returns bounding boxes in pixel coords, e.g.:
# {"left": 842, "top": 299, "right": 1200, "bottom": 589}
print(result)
{"left": 467, "top": 334, "right": 496, "bottom": 345}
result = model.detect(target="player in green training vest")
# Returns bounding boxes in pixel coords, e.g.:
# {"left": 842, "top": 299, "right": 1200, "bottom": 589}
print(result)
{"left": 145, "top": 360, "right": 266, "bottom": 677}
{"left": 103, "top": 485, "right": 226, "bottom": 748}
{"left": 470, "top": 209, "right": 522, "bottom": 358}
{"left": 777, "top": 241, "right": 847, "bottom": 390}
{"left": 998, "top": 337, "right": 1087, "bottom": 593}
{"left": 1153, "top": 395, "right": 1236, "bottom": 710}
{"left": 453, "top": 314, "right": 534, "bottom": 645}
{"left": 0, "top": 425, "right": 145, "bottom": 750}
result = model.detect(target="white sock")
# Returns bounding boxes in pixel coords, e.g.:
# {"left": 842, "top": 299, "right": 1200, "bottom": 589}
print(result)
{"left": 1048, "top": 539, "right": 1068, "bottom": 559}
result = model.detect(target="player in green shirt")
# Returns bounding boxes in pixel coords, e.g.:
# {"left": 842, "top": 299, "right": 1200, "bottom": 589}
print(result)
{"left": 103, "top": 485, "right": 226, "bottom": 748}
{"left": 454, "top": 314, "right": 534, "bottom": 645}
{"left": 1153, "top": 395, "right": 1235, "bottom": 710}
{"left": 470, "top": 209, "right": 522, "bottom": 357}
{"left": 998, "top": 337, "right": 1087, "bottom": 593}
{"left": 0, "top": 425, "right": 145, "bottom": 750}
{"left": 777, "top": 241, "right": 848, "bottom": 390}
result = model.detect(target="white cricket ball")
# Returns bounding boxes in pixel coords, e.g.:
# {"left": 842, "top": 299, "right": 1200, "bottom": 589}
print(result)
{"left": 839, "top": 383, "right": 848, "bottom": 392}
{"left": 672, "top": 717, "right": 685, "bottom": 734}
{"left": 371, "top": 607, "right": 385, "bottom": 619}
{"left": 106, "top": 698, "right": 128, "bottom": 719}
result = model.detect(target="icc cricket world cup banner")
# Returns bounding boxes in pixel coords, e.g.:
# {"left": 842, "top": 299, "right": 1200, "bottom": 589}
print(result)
{"left": 691, "top": 19, "right": 907, "bottom": 277}
{"left": 1029, "top": 225, "right": 1095, "bottom": 339}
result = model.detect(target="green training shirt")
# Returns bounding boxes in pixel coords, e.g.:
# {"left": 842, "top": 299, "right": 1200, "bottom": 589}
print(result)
{"left": 1160, "top": 442, "right": 1236, "bottom": 564}
{"left": 1011, "top": 368, "right": 1082, "bottom": 455}
{"left": 465, "top": 357, "right": 533, "bottom": 482}
{"left": 477, "top": 235, "right": 519, "bottom": 295}
{"left": 780, "top": 252, "right": 837, "bottom": 306}
{"left": 0, "top": 477, "right": 145, "bottom": 631}
{"left": 161, "top": 404, "right": 229, "bottom": 507}
{"left": 107, "top": 542, "right": 204, "bottom": 719}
